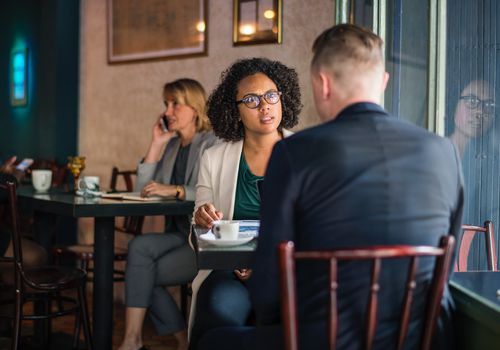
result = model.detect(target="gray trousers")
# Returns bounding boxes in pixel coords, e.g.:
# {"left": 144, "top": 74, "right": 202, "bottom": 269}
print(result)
{"left": 125, "top": 232, "right": 197, "bottom": 335}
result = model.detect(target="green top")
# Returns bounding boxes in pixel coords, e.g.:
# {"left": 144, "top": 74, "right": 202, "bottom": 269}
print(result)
{"left": 233, "top": 152, "right": 263, "bottom": 220}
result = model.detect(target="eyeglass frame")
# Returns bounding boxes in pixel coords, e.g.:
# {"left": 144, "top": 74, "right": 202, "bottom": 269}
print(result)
{"left": 236, "top": 90, "right": 282, "bottom": 109}
{"left": 459, "top": 95, "right": 496, "bottom": 115}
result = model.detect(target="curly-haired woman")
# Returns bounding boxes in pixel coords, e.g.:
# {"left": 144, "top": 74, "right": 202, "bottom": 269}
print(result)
{"left": 189, "top": 57, "right": 302, "bottom": 349}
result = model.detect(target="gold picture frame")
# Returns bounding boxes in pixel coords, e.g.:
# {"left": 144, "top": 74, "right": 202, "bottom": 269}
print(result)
{"left": 233, "top": 0, "right": 282, "bottom": 46}
{"left": 108, "top": 0, "right": 207, "bottom": 63}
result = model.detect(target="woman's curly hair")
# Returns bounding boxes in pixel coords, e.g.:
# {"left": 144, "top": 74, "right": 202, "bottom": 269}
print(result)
{"left": 207, "top": 57, "right": 302, "bottom": 141}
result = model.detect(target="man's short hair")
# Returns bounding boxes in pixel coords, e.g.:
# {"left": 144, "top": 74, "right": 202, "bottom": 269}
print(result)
{"left": 311, "top": 24, "right": 384, "bottom": 82}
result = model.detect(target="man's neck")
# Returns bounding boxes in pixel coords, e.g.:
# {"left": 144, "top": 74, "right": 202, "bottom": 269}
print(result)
{"left": 323, "top": 97, "right": 380, "bottom": 122}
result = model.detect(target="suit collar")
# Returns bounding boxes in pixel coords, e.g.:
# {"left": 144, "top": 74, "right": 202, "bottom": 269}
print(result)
{"left": 334, "top": 102, "right": 387, "bottom": 122}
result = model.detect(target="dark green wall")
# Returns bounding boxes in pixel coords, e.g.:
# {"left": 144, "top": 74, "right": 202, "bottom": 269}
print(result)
{"left": 0, "top": 0, "right": 79, "bottom": 165}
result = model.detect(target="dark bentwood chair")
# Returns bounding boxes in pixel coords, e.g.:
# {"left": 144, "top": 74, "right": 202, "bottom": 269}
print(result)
{"left": 0, "top": 182, "right": 92, "bottom": 350}
{"left": 278, "top": 236, "right": 455, "bottom": 350}
{"left": 51, "top": 167, "right": 144, "bottom": 282}
{"left": 455, "top": 221, "right": 497, "bottom": 271}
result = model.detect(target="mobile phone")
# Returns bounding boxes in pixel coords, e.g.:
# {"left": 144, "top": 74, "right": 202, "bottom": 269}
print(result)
{"left": 161, "top": 116, "right": 169, "bottom": 132}
{"left": 15, "top": 158, "right": 34, "bottom": 171}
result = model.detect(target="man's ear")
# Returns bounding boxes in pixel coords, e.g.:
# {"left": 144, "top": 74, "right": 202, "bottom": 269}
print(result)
{"left": 318, "top": 71, "right": 331, "bottom": 100}
{"left": 382, "top": 72, "right": 389, "bottom": 91}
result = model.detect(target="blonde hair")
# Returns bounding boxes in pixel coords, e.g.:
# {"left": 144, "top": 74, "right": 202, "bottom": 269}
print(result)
{"left": 312, "top": 24, "right": 384, "bottom": 85}
{"left": 163, "top": 78, "right": 211, "bottom": 132}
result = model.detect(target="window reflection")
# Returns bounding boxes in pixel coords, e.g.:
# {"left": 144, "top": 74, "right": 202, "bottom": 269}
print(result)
{"left": 445, "top": 0, "right": 499, "bottom": 270}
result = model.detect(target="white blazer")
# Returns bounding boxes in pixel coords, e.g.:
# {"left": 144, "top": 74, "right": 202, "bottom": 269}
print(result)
{"left": 188, "top": 129, "right": 293, "bottom": 336}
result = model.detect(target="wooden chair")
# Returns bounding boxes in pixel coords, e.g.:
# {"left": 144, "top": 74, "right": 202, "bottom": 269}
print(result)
{"left": 455, "top": 221, "right": 497, "bottom": 271}
{"left": 0, "top": 181, "right": 92, "bottom": 350}
{"left": 278, "top": 236, "right": 455, "bottom": 350}
{"left": 51, "top": 166, "right": 144, "bottom": 281}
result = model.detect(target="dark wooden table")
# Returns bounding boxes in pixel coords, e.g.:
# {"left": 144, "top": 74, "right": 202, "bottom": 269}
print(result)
{"left": 192, "top": 226, "right": 257, "bottom": 269}
{"left": 450, "top": 272, "right": 500, "bottom": 350}
{"left": 17, "top": 187, "right": 194, "bottom": 350}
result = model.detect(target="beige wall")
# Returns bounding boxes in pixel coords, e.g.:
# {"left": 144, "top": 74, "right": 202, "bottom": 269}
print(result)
{"left": 79, "top": 0, "right": 334, "bottom": 185}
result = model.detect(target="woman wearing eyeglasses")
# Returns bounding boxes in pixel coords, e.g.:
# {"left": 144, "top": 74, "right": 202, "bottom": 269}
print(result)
{"left": 447, "top": 79, "right": 498, "bottom": 233}
{"left": 449, "top": 79, "right": 495, "bottom": 157}
{"left": 188, "top": 58, "right": 302, "bottom": 349}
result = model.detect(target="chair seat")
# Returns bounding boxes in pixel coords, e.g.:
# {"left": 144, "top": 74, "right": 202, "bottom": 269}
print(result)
{"left": 22, "top": 265, "right": 87, "bottom": 290}
{"left": 52, "top": 244, "right": 128, "bottom": 261}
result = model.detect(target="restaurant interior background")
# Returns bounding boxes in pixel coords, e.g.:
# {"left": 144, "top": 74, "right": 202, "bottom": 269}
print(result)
{"left": 0, "top": 0, "right": 498, "bottom": 272}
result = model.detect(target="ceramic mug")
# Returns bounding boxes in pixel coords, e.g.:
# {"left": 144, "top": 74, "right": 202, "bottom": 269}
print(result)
{"left": 77, "top": 176, "right": 100, "bottom": 193}
{"left": 32, "top": 170, "right": 52, "bottom": 192}
{"left": 213, "top": 220, "right": 240, "bottom": 240}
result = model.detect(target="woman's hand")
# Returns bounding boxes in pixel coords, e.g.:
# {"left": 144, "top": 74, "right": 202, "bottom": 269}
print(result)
{"left": 144, "top": 116, "right": 175, "bottom": 163}
{"left": 234, "top": 269, "right": 252, "bottom": 281}
{"left": 194, "top": 203, "right": 223, "bottom": 228}
{"left": 140, "top": 181, "right": 176, "bottom": 198}
{"left": 151, "top": 116, "right": 175, "bottom": 145}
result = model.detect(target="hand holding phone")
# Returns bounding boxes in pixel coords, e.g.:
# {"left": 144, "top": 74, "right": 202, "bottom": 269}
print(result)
{"left": 15, "top": 158, "right": 34, "bottom": 172}
{"left": 161, "top": 116, "right": 169, "bottom": 132}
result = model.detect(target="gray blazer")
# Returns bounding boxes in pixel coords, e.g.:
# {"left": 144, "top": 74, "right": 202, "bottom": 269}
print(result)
{"left": 135, "top": 131, "right": 218, "bottom": 201}
{"left": 135, "top": 131, "right": 218, "bottom": 234}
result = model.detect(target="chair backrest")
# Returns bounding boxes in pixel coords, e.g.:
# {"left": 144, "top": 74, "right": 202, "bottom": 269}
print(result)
{"left": 109, "top": 167, "right": 143, "bottom": 236}
{"left": 0, "top": 182, "right": 25, "bottom": 291}
{"left": 109, "top": 166, "right": 136, "bottom": 192}
{"left": 278, "top": 236, "right": 455, "bottom": 350}
{"left": 455, "top": 221, "right": 497, "bottom": 271}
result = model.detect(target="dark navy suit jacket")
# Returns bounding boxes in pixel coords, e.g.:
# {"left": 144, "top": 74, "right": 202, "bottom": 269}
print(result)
{"left": 249, "top": 103, "right": 464, "bottom": 350}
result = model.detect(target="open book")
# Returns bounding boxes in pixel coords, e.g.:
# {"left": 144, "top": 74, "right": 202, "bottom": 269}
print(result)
{"left": 101, "top": 192, "right": 168, "bottom": 202}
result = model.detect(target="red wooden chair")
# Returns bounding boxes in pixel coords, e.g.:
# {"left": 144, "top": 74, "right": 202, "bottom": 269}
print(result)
{"left": 454, "top": 221, "right": 497, "bottom": 271}
{"left": 0, "top": 181, "right": 92, "bottom": 350}
{"left": 278, "top": 236, "right": 455, "bottom": 350}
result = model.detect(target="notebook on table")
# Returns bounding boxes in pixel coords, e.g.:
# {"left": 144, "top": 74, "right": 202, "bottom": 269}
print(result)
{"left": 101, "top": 192, "right": 168, "bottom": 202}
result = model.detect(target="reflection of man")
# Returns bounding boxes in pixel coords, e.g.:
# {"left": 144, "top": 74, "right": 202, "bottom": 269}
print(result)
{"left": 449, "top": 80, "right": 495, "bottom": 157}
{"left": 248, "top": 24, "right": 464, "bottom": 349}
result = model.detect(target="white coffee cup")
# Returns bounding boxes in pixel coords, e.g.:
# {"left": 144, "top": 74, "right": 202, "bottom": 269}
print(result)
{"left": 213, "top": 220, "right": 240, "bottom": 240}
{"left": 32, "top": 170, "right": 52, "bottom": 192}
{"left": 77, "top": 176, "right": 100, "bottom": 192}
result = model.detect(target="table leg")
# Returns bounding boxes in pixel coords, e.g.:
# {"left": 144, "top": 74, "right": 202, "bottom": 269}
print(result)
{"left": 32, "top": 211, "right": 53, "bottom": 344}
{"left": 92, "top": 217, "right": 115, "bottom": 350}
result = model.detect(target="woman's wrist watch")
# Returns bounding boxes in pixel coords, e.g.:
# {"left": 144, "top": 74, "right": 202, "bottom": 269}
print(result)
{"left": 175, "top": 185, "right": 182, "bottom": 200}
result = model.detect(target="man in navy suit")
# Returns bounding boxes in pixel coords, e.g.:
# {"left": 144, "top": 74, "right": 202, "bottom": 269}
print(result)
{"left": 198, "top": 24, "right": 463, "bottom": 350}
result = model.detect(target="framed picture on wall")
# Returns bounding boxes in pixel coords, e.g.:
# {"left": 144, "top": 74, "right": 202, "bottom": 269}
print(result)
{"left": 108, "top": 0, "right": 207, "bottom": 63}
{"left": 233, "top": 0, "right": 282, "bottom": 46}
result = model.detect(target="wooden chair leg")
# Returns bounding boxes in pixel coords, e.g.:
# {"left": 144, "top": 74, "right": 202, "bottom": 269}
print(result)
{"left": 11, "top": 291, "right": 22, "bottom": 350}
{"left": 181, "top": 284, "right": 188, "bottom": 319}
{"left": 77, "top": 285, "right": 93, "bottom": 350}
{"left": 72, "top": 308, "right": 81, "bottom": 349}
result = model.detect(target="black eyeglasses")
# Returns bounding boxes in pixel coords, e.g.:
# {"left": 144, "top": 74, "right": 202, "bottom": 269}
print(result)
{"left": 236, "top": 90, "right": 282, "bottom": 109}
{"left": 460, "top": 95, "right": 496, "bottom": 115}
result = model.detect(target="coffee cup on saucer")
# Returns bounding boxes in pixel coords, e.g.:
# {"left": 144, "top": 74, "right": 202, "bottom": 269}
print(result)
{"left": 212, "top": 220, "right": 240, "bottom": 240}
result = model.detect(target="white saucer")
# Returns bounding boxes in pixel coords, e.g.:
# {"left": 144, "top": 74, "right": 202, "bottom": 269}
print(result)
{"left": 199, "top": 233, "right": 254, "bottom": 247}
{"left": 76, "top": 189, "right": 104, "bottom": 197}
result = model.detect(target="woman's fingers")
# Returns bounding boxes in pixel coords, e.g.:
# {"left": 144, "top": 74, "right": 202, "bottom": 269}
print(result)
{"left": 234, "top": 269, "right": 252, "bottom": 281}
{"left": 195, "top": 203, "right": 223, "bottom": 228}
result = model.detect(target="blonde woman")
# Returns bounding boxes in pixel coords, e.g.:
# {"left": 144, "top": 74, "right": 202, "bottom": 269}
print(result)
{"left": 118, "top": 79, "right": 217, "bottom": 350}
